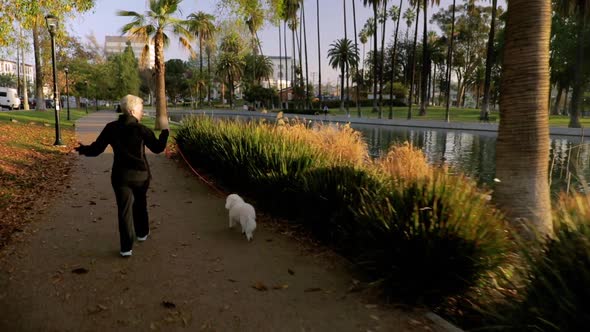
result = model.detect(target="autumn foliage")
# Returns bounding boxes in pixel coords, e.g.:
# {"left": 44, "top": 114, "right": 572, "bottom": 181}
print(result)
{"left": 0, "top": 122, "right": 76, "bottom": 248}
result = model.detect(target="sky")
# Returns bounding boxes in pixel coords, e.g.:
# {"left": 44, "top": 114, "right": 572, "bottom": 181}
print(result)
{"left": 67, "top": 0, "right": 506, "bottom": 84}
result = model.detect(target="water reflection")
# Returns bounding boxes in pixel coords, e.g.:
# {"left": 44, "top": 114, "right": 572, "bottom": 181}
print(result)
{"left": 354, "top": 124, "right": 590, "bottom": 195}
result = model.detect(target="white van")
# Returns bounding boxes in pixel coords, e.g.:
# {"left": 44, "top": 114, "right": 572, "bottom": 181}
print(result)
{"left": 0, "top": 87, "right": 21, "bottom": 110}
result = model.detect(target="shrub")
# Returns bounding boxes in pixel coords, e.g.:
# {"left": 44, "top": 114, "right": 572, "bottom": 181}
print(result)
{"left": 503, "top": 194, "right": 590, "bottom": 331}
{"left": 355, "top": 172, "right": 510, "bottom": 305}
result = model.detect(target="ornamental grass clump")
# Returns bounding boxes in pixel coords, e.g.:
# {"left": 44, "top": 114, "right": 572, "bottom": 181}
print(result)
{"left": 374, "top": 142, "right": 433, "bottom": 182}
{"left": 354, "top": 172, "right": 510, "bottom": 305}
{"left": 501, "top": 193, "right": 590, "bottom": 331}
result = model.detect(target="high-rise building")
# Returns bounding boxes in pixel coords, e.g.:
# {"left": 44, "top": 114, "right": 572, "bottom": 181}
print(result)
{"left": 104, "top": 36, "right": 155, "bottom": 69}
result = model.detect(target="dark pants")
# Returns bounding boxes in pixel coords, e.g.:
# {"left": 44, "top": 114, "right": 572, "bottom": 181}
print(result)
{"left": 111, "top": 170, "right": 150, "bottom": 252}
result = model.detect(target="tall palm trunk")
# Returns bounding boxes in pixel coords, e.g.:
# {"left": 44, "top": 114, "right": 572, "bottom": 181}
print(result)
{"left": 298, "top": 13, "right": 304, "bottom": 109}
{"left": 279, "top": 24, "right": 283, "bottom": 108}
{"left": 303, "top": 2, "right": 310, "bottom": 109}
{"left": 378, "top": 0, "right": 388, "bottom": 119}
{"left": 407, "top": 2, "right": 420, "bottom": 120}
{"left": 419, "top": 0, "right": 428, "bottom": 116}
{"left": 207, "top": 49, "right": 212, "bottom": 106}
{"left": 316, "top": 0, "right": 322, "bottom": 105}
{"left": 154, "top": 29, "right": 168, "bottom": 130}
{"left": 228, "top": 74, "right": 234, "bottom": 109}
{"left": 32, "top": 21, "right": 45, "bottom": 110}
{"left": 284, "top": 21, "right": 289, "bottom": 91}
{"left": 389, "top": 0, "right": 404, "bottom": 119}
{"left": 569, "top": 2, "right": 586, "bottom": 128}
{"left": 340, "top": 65, "right": 346, "bottom": 110}
{"left": 344, "top": 0, "right": 350, "bottom": 116}
{"left": 199, "top": 36, "right": 204, "bottom": 104}
{"left": 494, "top": 0, "right": 553, "bottom": 238}
{"left": 480, "top": 0, "right": 497, "bottom": 121}
{"left": 372, "top": 3, "right": 379, "bottom": 113}
{"left": 444, "top": 0, "right": 456, "bottom": 122}
{"left": 353, "top": 0, "right": 362, "bottom": 117}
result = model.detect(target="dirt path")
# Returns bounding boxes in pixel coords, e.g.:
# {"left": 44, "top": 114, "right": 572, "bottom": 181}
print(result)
{"left": 0, "top": 111, "right": 442, "bottom": 331}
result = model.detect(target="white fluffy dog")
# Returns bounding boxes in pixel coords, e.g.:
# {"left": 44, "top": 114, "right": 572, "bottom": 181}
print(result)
{"left": 225, "top": 194, "right": 257, "bottom": 241}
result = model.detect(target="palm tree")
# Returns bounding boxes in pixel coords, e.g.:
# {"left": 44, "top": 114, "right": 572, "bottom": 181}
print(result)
{"left": 377, "top": 0, "right": 389, "bottom": 119}
{"left": 352, "top": 0, "right": 362, "bottom": 117}
{"left": 187, "top": 11, "right": 216, "bottom": 103}
{"left": 480, "top": 0, "right": 498, "bottom": 121}
{"left": 494, "top": 0, "right": 553, "bottom": 238}
{"left": 557, "top": 0, "right": 589, "bottom": 128}
{"left": 245, "top": 54, "right": 274, "bottom": 85}
{"left": 205, "top": 37, "right": 217, "bottom": 106}
{"left": 328, "top": 38, "right": 360, "bottom": 112}
{"left": 316, "top": 0, "right": 322, "bottom": 106}
{"left": 444, "top": 0, "right": 457, "bottom": 123}
{"left": 419, "top": 0, "right": 440, "bottom": 116}
{"left": 118, "top": 0, "right": 193, "bottom": 130}
{"left": 216, "top": 52, "right": 244, "bottom": 110}
{"left": 363, "top": 0, "right": 383, "bottom": 114}
{"left": 402, "top": 7, "right": 415, "bottom": 83}
{"left": 407, "top": 0, "right": 420, "bottom": 120}
{"left": 388, "top": 1, "right": 403, "bottom": 119}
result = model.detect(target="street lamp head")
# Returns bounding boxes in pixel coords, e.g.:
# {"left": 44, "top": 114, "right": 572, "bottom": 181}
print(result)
{"left": 64, "top": 67, "right": 69, "bottom": 74}
{"left": 45, "top": 14, "right": 58, "bottom": 35}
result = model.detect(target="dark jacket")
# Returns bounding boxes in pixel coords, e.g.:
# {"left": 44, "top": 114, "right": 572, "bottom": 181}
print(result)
{"left": 77, "top": 114, "right": 169, "bottom": 179}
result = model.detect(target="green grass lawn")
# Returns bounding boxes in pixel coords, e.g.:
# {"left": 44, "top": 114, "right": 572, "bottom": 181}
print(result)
{"left": 0, "top": 108, "right": 91, "bottom": 128}
{"left": 326, "top": 105, "right": 590, "bottom": 127}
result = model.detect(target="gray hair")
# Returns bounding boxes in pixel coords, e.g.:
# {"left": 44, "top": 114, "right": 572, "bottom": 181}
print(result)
{"left": 120, "top": 95, "right": 143, "bottom": 115}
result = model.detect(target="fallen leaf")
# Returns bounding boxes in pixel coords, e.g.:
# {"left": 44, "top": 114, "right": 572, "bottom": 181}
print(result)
{"left": 304, "top": 287, "right": 322, "bottom": 292}
{"left": 252, "top": 281, "right": 268, "bottom": 291}
{"left": 288, "top": 269, "right": 295, "bottom": 275}
{"left": 227, "top": 278, "right": 238, "bottom": 283}
{"left": 71, "top": 267, "right": 89, "bottom": 274}
{"left": 272, "top": 284, "right": 289, "bottom": 290}
{"left": 88, "top": 201, "right": 97, "bottom": 205}
{"left": 161, "top": 301, "right": 176, "bottom": 309}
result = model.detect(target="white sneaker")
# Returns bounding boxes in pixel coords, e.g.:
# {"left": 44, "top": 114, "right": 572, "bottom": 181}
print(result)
{"left": 137, "top": 232, "right": 149, "bottom": 242}
{"left": 120, "top": 250, "right": 132, "bottom": 257}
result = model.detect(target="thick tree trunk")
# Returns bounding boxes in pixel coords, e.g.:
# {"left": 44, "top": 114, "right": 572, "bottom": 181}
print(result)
{"left": 495, "top": 0, "right": 553, "bottom": 238}
{"left": 317, "top": 0, "right": 322, "bottom": 106}
{"left": 32, "top": 21, "right": 46, "bottom": 111}
{"left": 154, "top": 30, "right": 168, "bottom": 130}
{"left": 563, "top": 87, "right": 569, "bottom": 115}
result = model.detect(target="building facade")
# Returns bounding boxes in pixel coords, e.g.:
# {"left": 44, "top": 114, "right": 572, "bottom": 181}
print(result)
{"left": 104, "top": 36, "right": 155, "bottom": 69}
{"left": 0, "top": 59, "right": 35, "bottom": 88}
{"left": 267, "top": 56, "right": 292, "bottom": 90}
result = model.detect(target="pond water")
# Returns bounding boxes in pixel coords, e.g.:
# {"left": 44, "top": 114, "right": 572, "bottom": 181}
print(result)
{"left": 169, "top": 112, "right": 590, "bottom": 194}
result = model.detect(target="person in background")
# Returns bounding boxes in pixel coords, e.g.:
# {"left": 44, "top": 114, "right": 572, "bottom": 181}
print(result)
{"left": 75, "top": 94, "right": 169, "bottom": 257}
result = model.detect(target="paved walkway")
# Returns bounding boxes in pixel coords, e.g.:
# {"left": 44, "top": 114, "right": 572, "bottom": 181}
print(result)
{"left": 0, "top": 111, "right": 442, "bottom": 331}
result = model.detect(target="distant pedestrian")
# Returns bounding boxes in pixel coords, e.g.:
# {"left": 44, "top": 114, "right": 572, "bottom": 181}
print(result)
{"left": 323, "top": 105, "right": 328, "bottom": 117}
{"left": 75, "top": 95, "right": 169, "bottom": 257}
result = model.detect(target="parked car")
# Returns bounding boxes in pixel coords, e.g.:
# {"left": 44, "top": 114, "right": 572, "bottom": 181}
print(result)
{"left": 19, "top": 97, "right": 36, "bottom": 109}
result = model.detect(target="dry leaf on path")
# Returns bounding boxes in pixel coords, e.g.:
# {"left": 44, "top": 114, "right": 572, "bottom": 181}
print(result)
{"left": 71, "top": 267, "right": 89, "bottom": 274}
{"left": 252, "top": 281, "right": 268, "bottom": 291}
{"left": 304, "top": 287, "right": 322, "bottom": 293}
{"left": 161, "top": 301, "right": 176, "bottom": 309}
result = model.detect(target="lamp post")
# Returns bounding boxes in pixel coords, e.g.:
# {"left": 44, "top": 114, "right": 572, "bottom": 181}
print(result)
{"left": 64, "top": 67, "right": 70, "bottom": 121}
{"left": 45, "top": 14, "right": 64, "bottom": 146}
{"left": 84, "top": 80, "right": 88, "bottom": 114}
